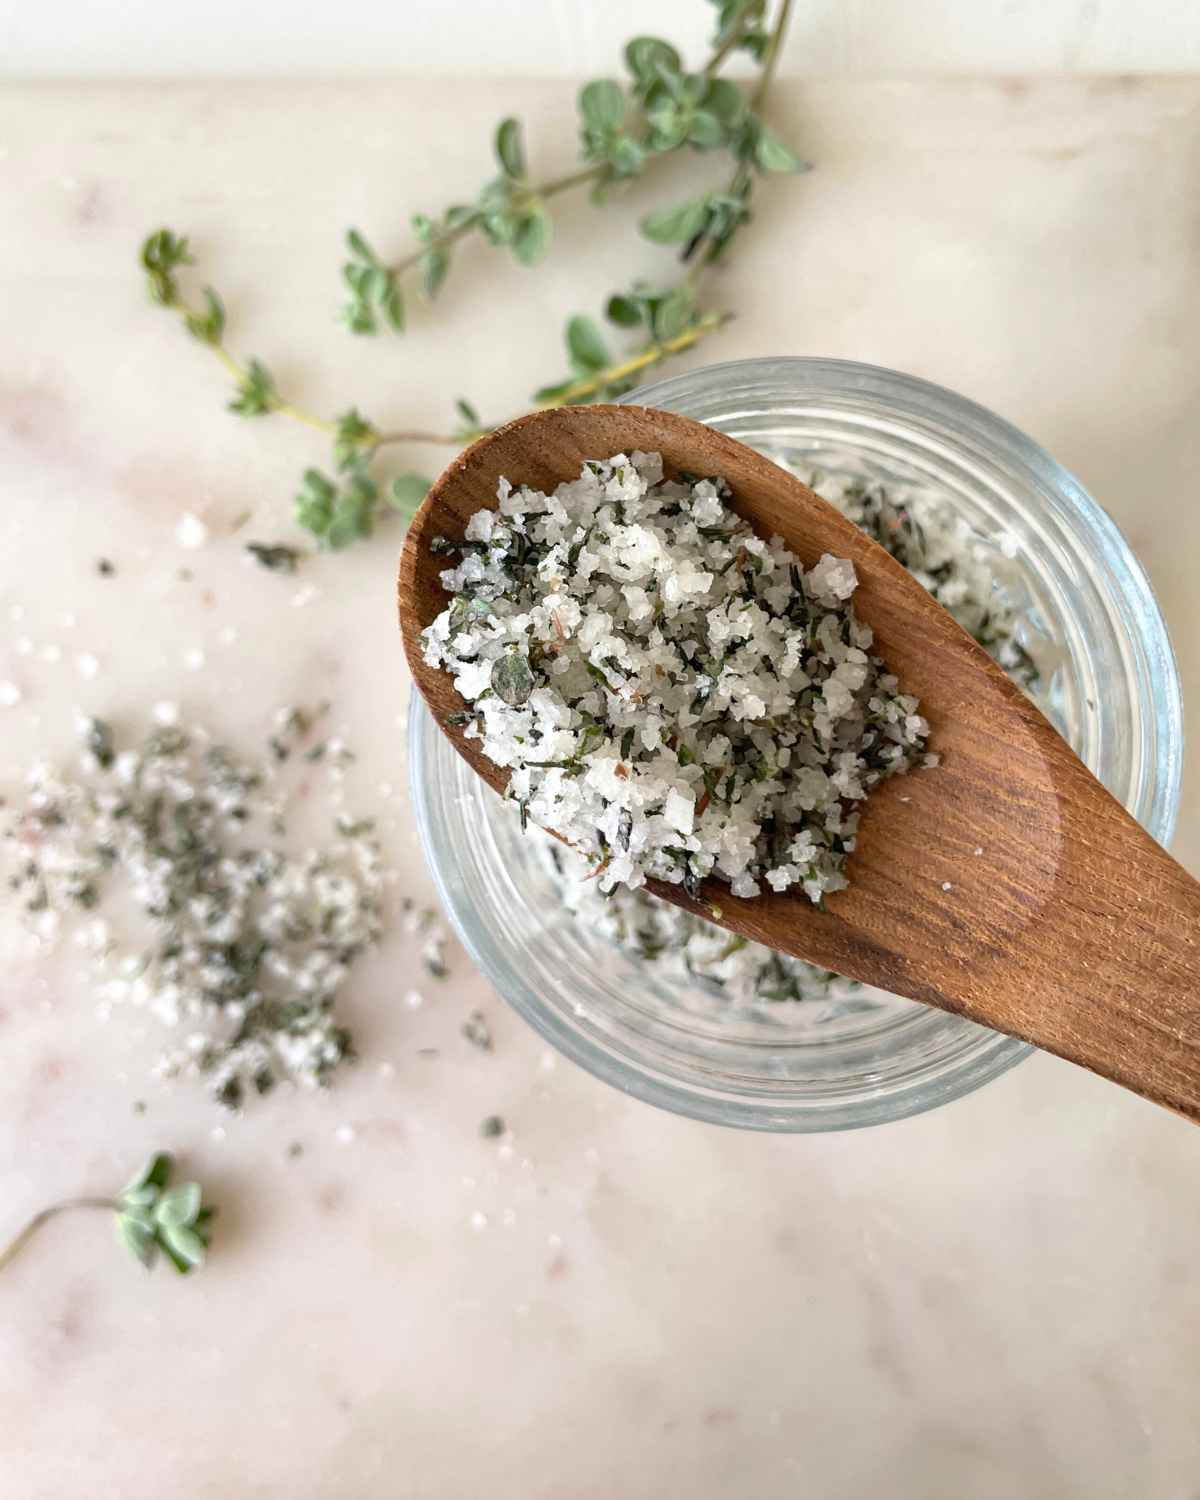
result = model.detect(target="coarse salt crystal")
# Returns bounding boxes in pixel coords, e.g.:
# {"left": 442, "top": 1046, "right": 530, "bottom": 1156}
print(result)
{"left": 175, "top": 512, "right": 209, "bottom": 549}
{"left": 0, "top": 680, "right": 22, "bottom": 707}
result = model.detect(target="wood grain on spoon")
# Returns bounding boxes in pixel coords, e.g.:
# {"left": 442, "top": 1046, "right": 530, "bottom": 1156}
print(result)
{"left": 399, "top": 404, "right": 1200, "bottom": 1122}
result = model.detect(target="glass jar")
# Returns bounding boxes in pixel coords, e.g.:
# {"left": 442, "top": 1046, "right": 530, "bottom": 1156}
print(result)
{"left": 408, "top": 357, "right": 1183, "bottom": 1131}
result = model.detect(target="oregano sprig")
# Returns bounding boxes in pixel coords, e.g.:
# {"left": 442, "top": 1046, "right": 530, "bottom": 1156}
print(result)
{"left": 0, "top": 1151, "right": 215, "bottom": 1277}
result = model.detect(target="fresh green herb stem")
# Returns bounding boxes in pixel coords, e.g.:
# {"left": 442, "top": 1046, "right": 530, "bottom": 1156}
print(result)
{"left": 0, "top": 1154, "right": 215, "bottom": 1278}
{"left": 140, "top": 1, "right": 805, "bottom": 548}
{"left": 387, "top": 164, "right": 606, "bottom": 279}
{"left": 165, "top": 297, "right": 460, "bottom": 447}
{"left": 0, "top": 1198, "right": 115, "bottom": 1274}
{"left": 550, "top": 311, "right": 730, "bottom": 404}
{"left": 379, "top": 21, "right": 752, "bottom": 288}
{"left": 165, "top": 293, "right": 729, "bottom": 450}
{"left": 752, "top": 0, "right": 794, "bottom": 110}
{"left": 704, "top": 2, "right": 757, "bottom": 73}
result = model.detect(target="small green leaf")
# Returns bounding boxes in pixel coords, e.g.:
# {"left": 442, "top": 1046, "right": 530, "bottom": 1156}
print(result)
{"left": 184, "top": 286, "right": 225, "bottom": 345}
{"left": 345, "top": 227, "right": 378, "bottom": 264}
{"left": 512, "top": 211, "right": 551, "bottom": 267}
{"left": 381, "top": 281, "right": 405, "bottom": 332}
{"left": 652, "top": 286, "right": 695, "bottom": 342}
{"left": 119, "top": 1184, "right": 158, "bottom": 1210}
{"left": 411, "top": 213, "right": 435, "bottom": 243}
{"left": 481, "top": 209, "right": 518, "bottom": 247}
{"left": 295, "top": 468, "right": 337, "bottom": 537}
{"left": 645, "top": 101, "right": 688, "bottom": 151}
{"left": 160, "top": 1223, "right": 206, "bottom": 1273}
{"left": 389, "top": 473, "right": 430, "bottom": 518}
{"left": 641, "top": 197, "right": 709, "bottom": 245}
{"left": 579, "top": 79, "right": 624, "bottom": 131}
{"left": 228, "top": 359, "right": 278, "bottom": 417}
{"left": 491, "top": 653, "right": 534, "bottom": 707}
{"left": 624, "top": 36, "right": 682, "bottom": 85}
{"left": 688, "top": 110, "right": 726, "bottom": 149}
{"left": 495, "top": 117, "right": 526, "bottom": 179}
{"left": 155, "top": 1181, "right": 201, "bottom": 1229}
{"left": 116, "top": 1214, "right": 158, "bottom": 1269}
{"left": 420, "top": 248, "right": 449, "bottom": 299}
{"left": 607, "top": 137, "right": 646, "bottom": 177}
{"left": 456, "top": 397, "right": 480, "bottom": 426}
{"left": 140, "top": 227, "right": 193, "bottom": 305}
{"left": 323, "top": 470, "right": 378, "bottom": 550}
{"left": 362, "top": 266, "right": 390, "bottom": 302}
{"left": 566, "top": 316, "right": 610, "bottom": 372}
{"left": 704, "top": 78, "right": 745, "bottom": 125}
{"left": 302, "top": 469, "right": 336, "bottom": 502}
{"left": 754, "top": 128, "right": 808, "bottom": 174}
{"left": 126, "top": 1151, "right": 173, "bottom": 1194}
{"left": 140, "top": 227, "right": 192, "bottom": 275}
{"left": 342, "top": 301, "right": 375, "bottom": 335}
{"left": 334, "top": 407, "right": 375, "bottom": 470}
{"left": 605, "top": 294, "right": 643, "bottom": 328}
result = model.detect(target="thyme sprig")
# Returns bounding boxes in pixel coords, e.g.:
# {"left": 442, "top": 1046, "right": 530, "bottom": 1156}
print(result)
{"left": 341, "top": 2, "right": 776, "bottom": 332}
{"left": 142, "top": 231, "right": 735, "bottom": 548}
{"left": 138, "top": 0, "right": 802, "bottom": 550}
{"left": 0, "top": 1152, "right": 215, "bottom": 1277}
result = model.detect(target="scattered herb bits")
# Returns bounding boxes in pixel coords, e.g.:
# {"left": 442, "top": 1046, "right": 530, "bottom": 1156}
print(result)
{"left": 542, "top": 835, "right": 850, "bottom": 1008}
{"left": 461, "top": 1010, "right": 494, "bottom": 1053}
{"left": 245, "top": 541, "right": 303, "bottom": 574}
{"left": 3, "top": 708, "right": 386, "bottom": 1108}
{"left": 422, "top": 452, "right": 930, "bottom": 903}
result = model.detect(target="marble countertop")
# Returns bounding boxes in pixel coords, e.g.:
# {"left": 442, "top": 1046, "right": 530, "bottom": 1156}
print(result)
{"left": 1, "top": 77, "right": 1198, "bottom": 1499}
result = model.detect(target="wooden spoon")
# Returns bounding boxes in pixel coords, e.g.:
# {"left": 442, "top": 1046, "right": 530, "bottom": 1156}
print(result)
{"left": 399, "top": 404, "right": 1200, "bottom": 1122}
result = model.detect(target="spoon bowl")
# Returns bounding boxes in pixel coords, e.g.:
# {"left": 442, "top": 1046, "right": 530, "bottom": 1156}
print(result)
{"left": 399, "top": 403, "right": 1200, "bottom": 1122}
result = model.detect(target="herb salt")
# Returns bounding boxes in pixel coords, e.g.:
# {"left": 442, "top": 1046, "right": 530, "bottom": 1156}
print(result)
{"left": 423, "top": 452, "right": 931, "bottom": 903}
{"left": 4, "top": 709, "right": 386, "bottom": 1108}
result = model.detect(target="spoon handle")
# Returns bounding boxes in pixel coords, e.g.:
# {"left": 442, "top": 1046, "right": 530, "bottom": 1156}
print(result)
{"left": 989, "top": 793, "right": 1200, "bottom": 1122}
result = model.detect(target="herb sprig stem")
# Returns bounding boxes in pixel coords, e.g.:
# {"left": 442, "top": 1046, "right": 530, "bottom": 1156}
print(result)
{"left": 752, "top": 0, "right": 794, "bottom": 110}
{"left": 704, "top": 3, "right": 757, "bottom": 73}
{"left": 139, "top": 1, "right": 805, "bottom": 549}
{"left": 0, "top": 1198, "right": 115, "bottom": 1273}
{"left": 0, "top": 1152, "right": 215, "bottom": 1277}
{"left": 386, "top": 164, "right": 606, "bottom": 279}
{"left": 549, "top": 310, "right": 730, "bottom": 405}
{"left": 379, "top": 19, "right": 756, "bottom": 288}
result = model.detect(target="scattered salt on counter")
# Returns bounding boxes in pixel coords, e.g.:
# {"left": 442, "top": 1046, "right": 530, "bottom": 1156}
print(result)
{"left": 174, "top": 512, "right": 209, "bottom": 549}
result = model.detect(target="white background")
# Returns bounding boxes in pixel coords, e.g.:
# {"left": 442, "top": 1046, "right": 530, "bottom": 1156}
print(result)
{"left": 1, "top": 0, "right": 1198, "bottom": 76}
